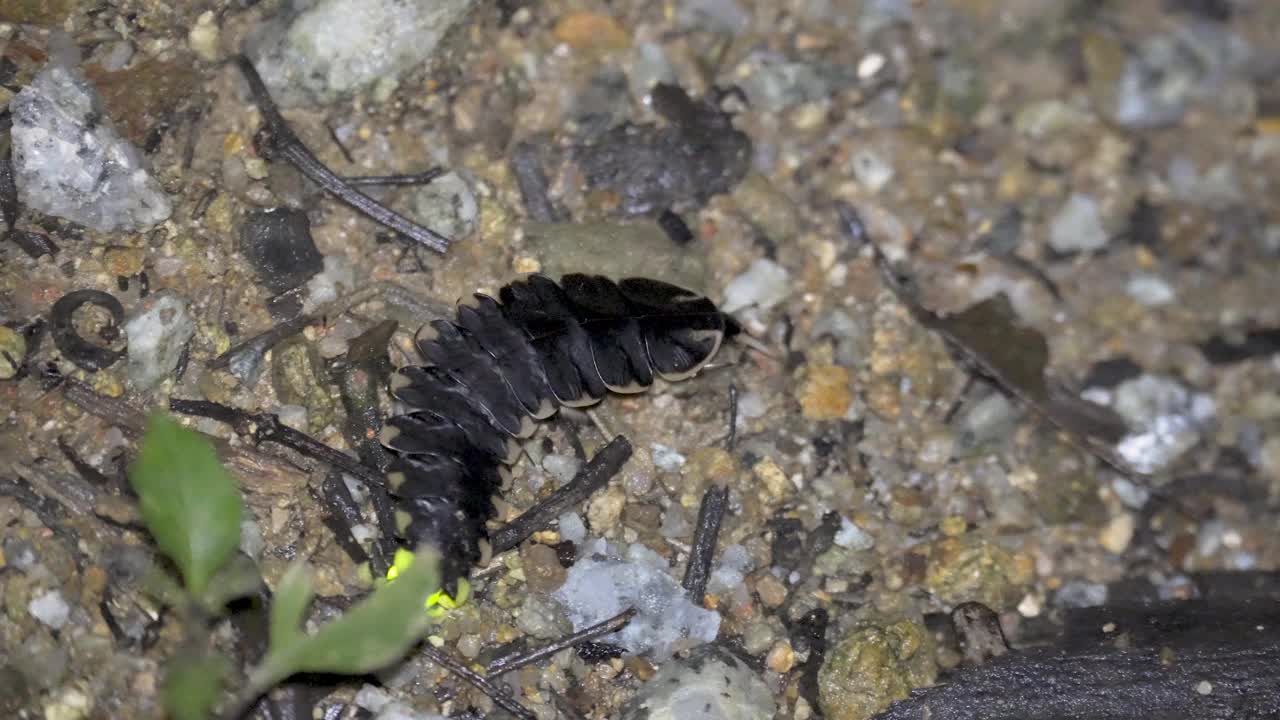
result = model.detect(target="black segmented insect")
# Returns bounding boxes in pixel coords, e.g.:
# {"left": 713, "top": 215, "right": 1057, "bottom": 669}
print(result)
{"left": 380, "top": 273, "right": 739, "bottom": 590}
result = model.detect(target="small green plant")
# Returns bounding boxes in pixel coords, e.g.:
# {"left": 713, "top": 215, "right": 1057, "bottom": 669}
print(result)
{"left": 128, "top": 413, "right": 442, "bottom": 719}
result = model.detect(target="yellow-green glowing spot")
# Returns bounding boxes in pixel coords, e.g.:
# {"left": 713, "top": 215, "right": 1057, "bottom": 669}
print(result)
{"left": 385, "top": 548, "right": 470, "bottom": 617}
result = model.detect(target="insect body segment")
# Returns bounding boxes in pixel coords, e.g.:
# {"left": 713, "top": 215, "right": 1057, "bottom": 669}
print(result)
{"left": 380, "top": 273, "right": 736, "bottom": 589}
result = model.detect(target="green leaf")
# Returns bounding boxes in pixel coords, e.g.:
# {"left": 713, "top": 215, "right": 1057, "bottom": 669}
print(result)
{"left": 201, "top": 554, "right": 264, "bottom": 612}
{"left": 128, "top": 412, "right": 243, "bottom": 597}
{"left": 269, "top": 562, "right": 314, "bottom": 650}
{"left": 253, "top": 547, "right": 441, "bottom": 688}
{"left": 163, "top": 650, "right": 226, "bottom": 720}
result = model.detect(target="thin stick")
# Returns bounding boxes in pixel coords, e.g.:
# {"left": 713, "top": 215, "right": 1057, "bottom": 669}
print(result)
{"left": 726, "top": 383, "right": 739, "bottom": 451}
{"left": 208, "top": 281, "right": 450, "bottom": 378}
{"left": 340, "top": 168, "right": 445, "bottom": 186}
{"left": 234, "top": 56, "right": 451, "bottom": 253}
{"left": 418, "top": 646, "right": 536, "bottom": 720}
{"left": 168, "top": 397, "right": 397, "bottom": 576}
{"left": 486, "top": 608, "right": 637, "bottom": 677}
{"left": 489, "top": 435, "right": 632, "bottom": 555}
{"left": 681, "top": 483, "right": 728, "bottom": 602}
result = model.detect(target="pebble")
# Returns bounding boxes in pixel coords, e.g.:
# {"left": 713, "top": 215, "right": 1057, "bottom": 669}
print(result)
{"left": 410, "top": 171, "right": 478, "bottom": 241}
{"left": 516, "top": 593, "right": 572, "bottom": 640}
{"left": 249, "top": 0, "right": 477, "bottom": 105}
{"left": 1049, "top": 193, "right": 1108, "bottom": 253}
{"left": 755, "top": 573, "right": 787, "bottom": 608}
{"left": 239, "top": 208, "right": 325, "bottom": 295}
{"left": 123, "top": 290, "right": 196, "bottom": 390}
{"left": 765, "top": 640, "right": 796, "bottom": 673}
{"left": 850, "top": 148, "right": 895, "bottom": 193}
{"left": 542, "top": 453, "right": 582, "bottom": 485}
{"left": 523, "top": 221, "right": 708, "bottom": 293}
{"left": 818, "top": 618, "right": 936, "bottom": 720}
{"left": 42, "top": 686, "right": 91, "bottom": 720}
{"left": 11, "top": 62, "right": 171, "bottom": 231}
{"left": 520, "top": 543, "right": 567, "bottom": 594}
{"left": 29, "top": 589, "right": 71, "bottom": 629}
{"left": 188, "top": 11, "right": 220, "bottom": 62}
{"left": 721, "top": 258, "right": 791, "bottom": 314}
{"left": 587, "top": 485, "right": 626, "bottom": 531}
{"left": 676, "top": 0, "right": 750, "bottom": 34}
{"left": 0, "top": 326, "right": 26, "bottom": 379}
{"left": 733, "top": 51, "right": 854, "bottom": 113}
{"left": 798, "top": 365, "right": 852, "bottom": 420}
{"left": 558, "top": 512, "right": 586, "bottom": 544}
{"left": 1054, "top": 580, "right": 1108, "bottom": 608}
{"left": 619, "top": 645, "right": 776, "bottom": 720}
{"left": 553, "top": 12, "right": 631, "bottom": 51}
{"left": 1125, "top": 273, "right": 1176, "bottom": 306}
{"left": 554, "top": 542, "right": 719, "bottom": 660}
{"left": 833, "top": 517, "right": 875, "bottom": 551}
{"left": 1099, "top": 512, "right": 1136, "bottom": 554}
{"left": 741, "top": 622, "right": 776, "bottom": 655}
{"left": 924, "top": 536, "right": 1032, "bottom": 608}
{"left": 1112, "top": 374, "right": 1215, "bottom": 474}
{"left": 751, "top": 458, "right": 791, "bottom": 499}
{"left": 651, "top": 444, "right": 687, "bottom": 472}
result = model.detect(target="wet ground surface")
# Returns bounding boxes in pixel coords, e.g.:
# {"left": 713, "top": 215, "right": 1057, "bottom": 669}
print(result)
{"left": 2, "top": 0, "right": 1280, "bottom": 719}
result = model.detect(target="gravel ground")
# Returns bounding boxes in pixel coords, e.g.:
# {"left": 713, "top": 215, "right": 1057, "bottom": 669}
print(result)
{"left": 2, "top": 1, "right": 1280, "bottom": 719}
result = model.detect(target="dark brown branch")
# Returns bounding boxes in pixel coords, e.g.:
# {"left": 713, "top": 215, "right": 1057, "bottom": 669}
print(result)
{"left": 168, "top": 397, "right": 396, "bottom": 576}
{"left": 489, "top": 435, "right": 632, "bottom": 555}
{"left": 681, "top": 483, "right": 728, "bottom": 602}
{"left": 486, "top": 608, "right": 637, "bottom": 677}
{"left": 875, "top": 601, "right": 1280, "bottom": 720}
{"left": 418, "top": 646, "right": 536, "bottom": 720}
{"left": 234, "top": 55, "right": 451, "bottom": 253}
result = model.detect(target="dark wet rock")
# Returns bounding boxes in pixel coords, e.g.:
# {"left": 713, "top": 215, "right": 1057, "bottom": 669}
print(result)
{"left": 574, "top": 83, "right": 751, "bottom": 216}
{"left": 1199, "top": 329, "right": 1280, "bottom": 365}
{"left": 239, "top": 208, "right": 325, "bottom": 295}
{"left": 619, "top": 644, "right": 775, "bottom": 720}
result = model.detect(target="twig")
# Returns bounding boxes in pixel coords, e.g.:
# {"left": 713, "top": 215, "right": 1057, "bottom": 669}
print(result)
{"left": 168, "top": 397, "right": 397, "bottom": 576}
{"left": 208, "top": 281, "right": 450, "bottom": 381}
{"left": 489, "top": 435, "right": 632, "bottom": 555}
{"left": 418, "top": 645, "right": 536, "bottom": 720}
{"left": 510, "top": 140, "right": 561, "bottom": 223}
{"left": 0, "top": 474, "right": 86, "bottom": 564}
{"left": 726, "top": 383, "right": 739, "bottom": 451}
{"left": 234, "top": 56, "right": 451, "bottom": 253}
{"left": 681, "top": 483, "right": 729, "bottom": 602}
{"left": 341, "top": 168, "right": 445, "bottom": 186}
{"left": 487, "top": 608, "right": 637, "bottom": 677}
